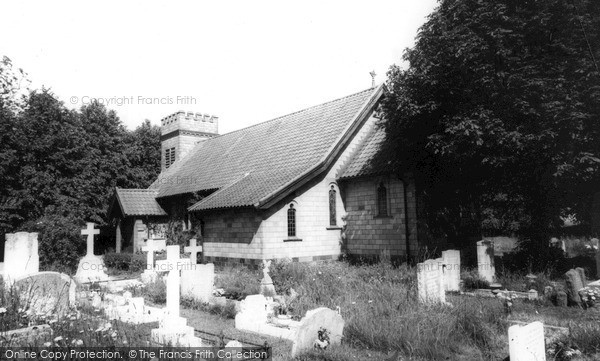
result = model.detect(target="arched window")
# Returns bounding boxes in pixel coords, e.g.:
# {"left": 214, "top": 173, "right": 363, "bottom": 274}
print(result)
{"left": 329, "top": 185, "right": 337, "bottom": 226}
{"left": 287, "top": 204, "right": 296, "bottom": 237}
{"left": 377, "top": 182, "right": 388, "bottom": 216}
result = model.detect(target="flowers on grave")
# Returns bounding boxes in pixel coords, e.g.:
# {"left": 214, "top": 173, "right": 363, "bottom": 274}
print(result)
{"left": 0, "top": 307, "right": 6, "bottom": 314}
{"left": 315, "top": 327, "right": 330, "bottom": 350}
{"left": 579, "top": 287, "right": 599, "bottom": 308}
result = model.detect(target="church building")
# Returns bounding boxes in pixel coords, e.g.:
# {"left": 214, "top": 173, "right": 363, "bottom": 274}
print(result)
{"left": 108, "top": 85, "right": 435, "bottom": 266}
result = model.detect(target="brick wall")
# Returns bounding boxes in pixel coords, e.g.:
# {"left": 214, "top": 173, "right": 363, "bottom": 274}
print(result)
{"left": 341, "top": 175, "right": 418, "bottom": 258}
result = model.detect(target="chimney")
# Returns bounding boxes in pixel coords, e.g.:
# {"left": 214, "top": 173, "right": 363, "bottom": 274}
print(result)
{"left": 160, "top": 110, "right": 219, "bottom": 171}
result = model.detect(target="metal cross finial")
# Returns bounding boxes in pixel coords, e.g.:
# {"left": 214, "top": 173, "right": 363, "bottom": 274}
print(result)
{"left": 369, "top": 70, "right": 376, "bottom": 87}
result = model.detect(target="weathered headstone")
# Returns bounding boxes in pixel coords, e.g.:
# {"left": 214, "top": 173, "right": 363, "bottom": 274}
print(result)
{"left": 417, "top": 258, "right": 445, "bottom": 303}
{"left": 290, "top": 307, "right": 344, "bottom": 358}
{"left": 3, "top": 232, "right": 39, "bottom": 284}
{"left": 477, "top": 240, "right": 495, "bottom": 283}
{"left": 442, "top": 250, "right": 460, "bottom": 292}
{"left": 596, "top": 249, "right": 600, "bottom": 279}
{"left": 181, "top": 263, "right": 214, "bottom": 303}
{"left": 260, "top": 259, "right": 276, "bottom": 296}
{"left": 508, "top": 321, "right": 546, "bottom": 361}
{"left": 564, "top": 269, "right": 584, "bottom": 306}
{"left": 14, "top": 272, "right": 76, "bottom": 317}
{"left": 184, "top": 238, "right": 202, "bottom": 265}
{"left": 75, "top": 223, "right": 108, "bottom": 283}
{"left": 576, "top": 267, "right": 587, "bottom": 287}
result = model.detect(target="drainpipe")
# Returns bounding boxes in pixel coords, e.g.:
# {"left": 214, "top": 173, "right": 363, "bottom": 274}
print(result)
{"left": 399, "top": 177, "right": 411, "bottom": 263}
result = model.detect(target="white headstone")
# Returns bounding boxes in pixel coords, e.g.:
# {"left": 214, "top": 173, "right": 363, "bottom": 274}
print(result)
{"left": 181, "top": 263, "right": 214, "bottom": 303}
{"left": 3, "top": 232, "right": 39, "bottom": 284}
{"left": 442, "top": 250, "right": 460, "bottom": 292}
{"left": 291, "top": 307, "right": 344, "bottom": 357}
{"left": 235, "top": 294, "right": 268, "bottom": 331}
{"left": 75, "top": 223, "right": 108, "bottom": 283}
{"left": 417, "top": 258, "right": 445, "bottom": 303}
{"left": 477, "top": 240, "right": 495, "bottom": 283}
{"left": 165, "top": 245, "right": 182, "bottom": 319}
{"left": 184, "top": 238, "right": 202, "bottom": 265}
{"left": 150, "top": 245, "right": 203, "bottom": 346}
{"left": 508, "top": 321, "right": 546, "bottom": 361}
{"left": 141, "top": 239, "right": 167, "bottom": 271}
{"left": 81, "top": 222, "right": 100, "bottom": 256}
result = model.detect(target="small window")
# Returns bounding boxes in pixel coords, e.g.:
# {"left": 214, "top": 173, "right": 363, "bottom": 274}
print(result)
{"left": 287, "top": 204, "right": 296, "bottom": 237}
{"left": 329, "top": 185, "right": 337, "bottom": 226}
{"left": 165, "top": 147, "right": 176, "bottom": 169}
{"left": 377, "top": 182, "right": 388, "bottom": 216}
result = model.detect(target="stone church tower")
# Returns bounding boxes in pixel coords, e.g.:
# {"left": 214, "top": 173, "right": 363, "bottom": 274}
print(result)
{"left": 160, "top": 111, "right": 219, "bottom": 171}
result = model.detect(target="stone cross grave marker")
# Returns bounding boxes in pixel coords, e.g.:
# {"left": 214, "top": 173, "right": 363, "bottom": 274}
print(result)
{"left": 442, "top": 250, "right": 460, "bottom": 292}
{"left": 417, "top": 258, "right": 445, "bottom": 303}
{"left": 141, "top": 239, "right": 166, "bottom": 270}
{"left": 165, "top": 245, "right": 182, "bottom": 318}
{"left": 75, "top": 222, "right": 109, "bottom": 283}
{"left": 477, "top": 240, "right": 495, "bottom": 283}
{"left": 508, "top": 321, "right": 546, "bottom": 361}
{"left": 81, "top": 222, "right": 100, "bottom": 256}
{"left": 184, "top": 238, "right": 202, "bottom": 265}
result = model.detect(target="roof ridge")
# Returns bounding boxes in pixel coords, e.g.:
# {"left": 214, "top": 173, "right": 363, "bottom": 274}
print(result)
{"left": 209, "top": 87, "right": 377, "bottom": 140}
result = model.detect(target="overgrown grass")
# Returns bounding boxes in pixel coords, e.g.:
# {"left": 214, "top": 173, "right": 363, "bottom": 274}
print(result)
{"left": 181, "top": 296, "right": 237, "bottom": 319}
{"left": 268, "top": 261, "right": 507, "bottom": 360}
{"left": 214, "top": 265, "right": 260, "bottom": 300}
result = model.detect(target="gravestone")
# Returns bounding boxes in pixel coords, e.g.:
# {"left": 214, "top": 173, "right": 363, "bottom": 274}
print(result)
{"left": 181, "top": 263, "right": 214, "bottom": 303}
{"left": 442, "top": 250, "right": 460, "bottom": 292}
{"left": 417, "top": 258, "right": 445, "bottom": 303}
{"left": 576, "top": 267, "right": 587, "bottom": 287}
{"left": 184, "top": 238, "right": 202, "bottom": 264}
{"left": 597, "top": 249, "right": 600, "bottom": 279}
{"left": 508, "top": 321, "right": 546, "bottom": 361}
{"left": 75, "top": 223, "right": 109, "bottom": 283}
{"left": 13, "top": 272, "right": 76, "bottom": 317}
{"left": 564, "top": 269, "right": 584, "bottom": 307}
{"left": 290, "top": 307, "right": 344, "bottom": 358}
{"left": 235, "top": 294, "right": 269, "bottom": 331}
{"left": 260, "top": 259, "right": 276, "bottom": 296}
{"left": 556, "top": 291, "right": 568, "bottom": 307}
{"left": 140, "top": 239, "right": 166, "bottom": 283}
{"left": 150, "top": 245, "right": 203, "bottom": 347}
{"left": 3, "top": 232, "right": 39, "bottom": 284}
{"left": 477, "top": 240, "right": 495, "bottom": 283}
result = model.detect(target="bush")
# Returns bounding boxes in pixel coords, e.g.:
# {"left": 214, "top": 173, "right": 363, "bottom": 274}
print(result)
{"left": 19, "top": 209, "right": 84, "bottom": 274}
{"left": 103, "top": 252, "right": 146, "bottom": 273}
{"left": 461, "top": 269, "right": 490, "bottom": 290}
{"left": 141, "top": 278, "right": 166, "bottom": 304}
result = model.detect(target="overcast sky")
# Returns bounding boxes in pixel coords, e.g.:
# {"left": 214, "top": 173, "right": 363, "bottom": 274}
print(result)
{"left": 3, "top": 0, "right": 438, "bottom": 134}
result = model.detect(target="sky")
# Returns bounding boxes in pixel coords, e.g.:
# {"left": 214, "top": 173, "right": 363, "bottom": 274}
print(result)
{"left": 3, "top": 0, "right": 438, "bottom": 134}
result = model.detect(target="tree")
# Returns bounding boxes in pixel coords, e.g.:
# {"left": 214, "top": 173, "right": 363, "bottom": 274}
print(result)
{"left": 381, "top": 0, "right": 600, "bottom": 266}
{"left": 122, "top": 119, "right": 161, "bottom": 189}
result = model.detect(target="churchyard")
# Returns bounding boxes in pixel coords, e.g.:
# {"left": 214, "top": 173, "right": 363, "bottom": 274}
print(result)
{"left": 1, "top": 226, "right": 599, "bottom": 360}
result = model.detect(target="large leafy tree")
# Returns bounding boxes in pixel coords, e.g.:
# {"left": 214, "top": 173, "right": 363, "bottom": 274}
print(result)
{"left": 381, "top": 0, "right": 600, "bottom": 260}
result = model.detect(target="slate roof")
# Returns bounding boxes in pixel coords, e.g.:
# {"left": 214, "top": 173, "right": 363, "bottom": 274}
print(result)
{"left": 152, "top": 86, "right": 383, "bottom": 211}
{"left": 338, "top": 126, "right": 391, "bottom": 179}
{"left": 112, "top": 188, "right": 167, "bottom": 216}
